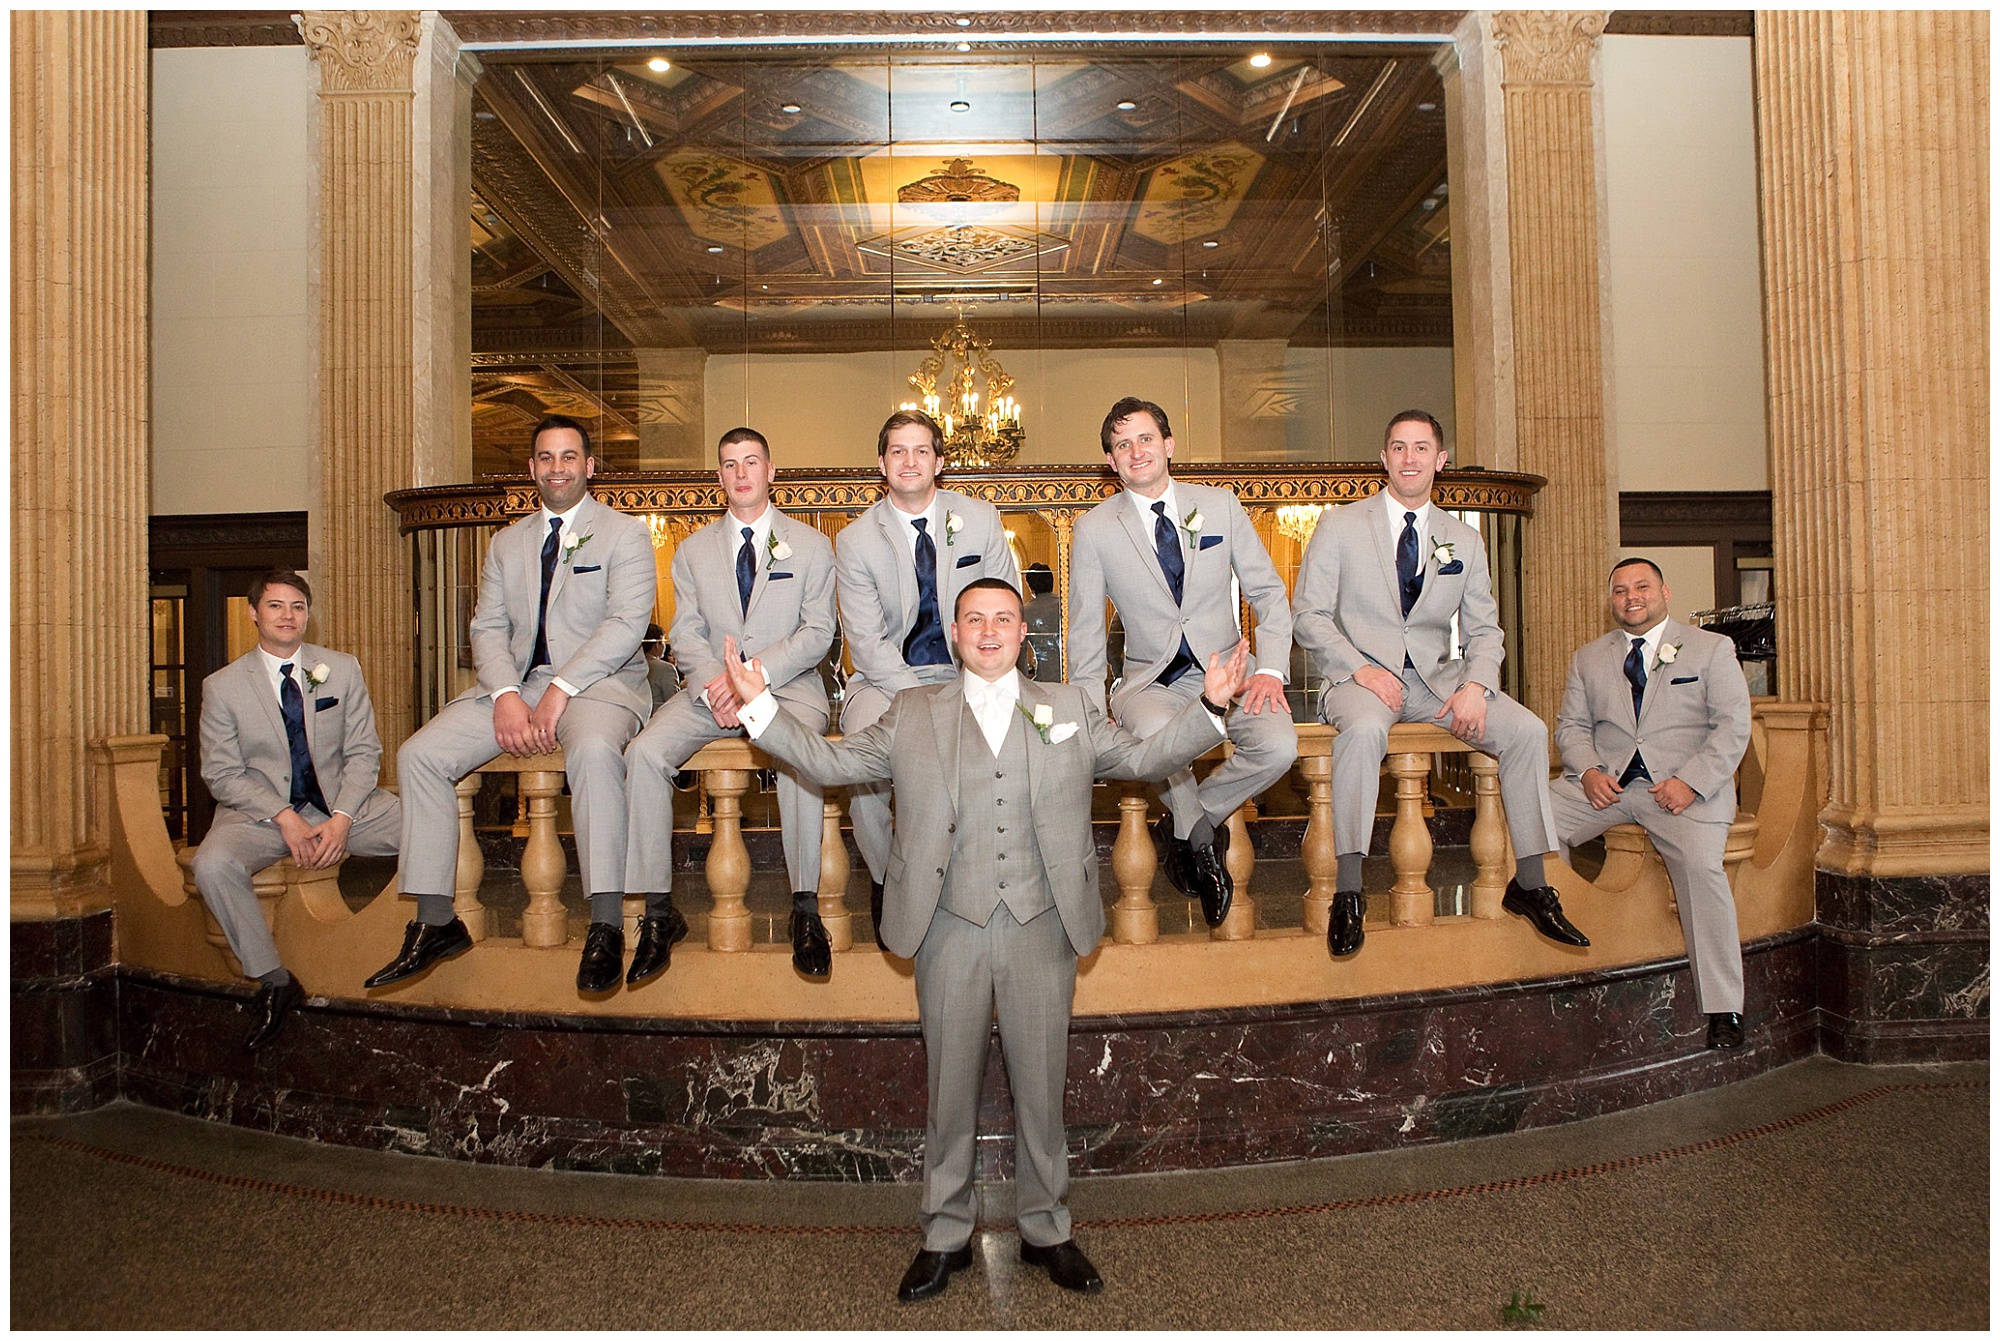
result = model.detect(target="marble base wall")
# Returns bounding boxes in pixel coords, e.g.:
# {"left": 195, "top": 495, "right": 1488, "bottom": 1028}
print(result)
{"left": 1814, "top": 871, "right": 1990, "bottom": 1064}
{"left": 11, "top": 911, "right": 119, "bottom": 1113}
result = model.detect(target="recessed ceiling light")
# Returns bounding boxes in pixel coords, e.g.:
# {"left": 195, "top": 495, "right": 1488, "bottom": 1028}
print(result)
{"left": 707, "top": 245, "right": 725, "bottom": 254}
{"left": 1152, "top": 277, "right": 1165, "bottom": 286}
{"left": 647, "top": 57, "right": 670, "bottom": 73}
{"left": 1249, "top": 53, "right": 1273, "bottom": 68}
{"left": 949, "top": 100, "right": 971, "bottom": 113}
{"left": 1116, "top": 99, "right": 1137, "bottom": 111}
{"left": 781, "top": 103, "right": 802, "bottom": 114}
{"left": 1201, "top": 239, "right": 1219, "bottom": 248}
{"left": 1417, "top": 101, "right": 1438, "bottom": 111}
{"left": 474, "top": 109, "right": 497, "bottom": 121}
{"left": 955, "top": 15, "right": 972, "bottom": 25}
{"left": 956, "top": 41, "right": 971, "bottom": 52}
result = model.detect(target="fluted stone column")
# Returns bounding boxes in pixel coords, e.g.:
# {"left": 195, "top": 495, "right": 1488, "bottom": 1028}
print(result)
{"left": 298, "top": 11, "right": 423, "bottom": 772}
{"left": 1491, "top": 11, "right": 1615, "bottom": 718}
{"left": 10, "top": 12, "right": 150, "bottom": 918}
{"left": 1756, "top": 10, "right": 1988, "bottom": 1061}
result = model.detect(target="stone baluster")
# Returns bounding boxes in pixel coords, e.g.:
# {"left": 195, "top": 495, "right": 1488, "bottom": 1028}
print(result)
{"left": 1109, "top": 781, "right": 1160, "bottom": 944}
{"left": 703, "top": 767, "right": 753, "bottom": 951}
{"left": 1386, "top": 751, "right": 1436, "bottom": 926}
{"left": 1212, "top": 801, "right": 1258, "bottom": 941}
{"left": 1296, "top": 752, "right": 1337, "bottom": 936}
{"left": 517, "top": 766, "right": 568, "bottom": 947}
{"left": 452, "top": 774, "right": 490, "bottom": 940}
{"left": 818, "top": 794, "right": 853, "bottom": 953}
{"left": 1466, "top": 753, "right": 1510, "bottom": 918}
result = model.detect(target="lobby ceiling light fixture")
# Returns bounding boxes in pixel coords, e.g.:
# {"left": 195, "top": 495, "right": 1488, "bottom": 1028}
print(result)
{"left": 949, "top": 99, "right": 972, "bottom": 113}
{"left": 781, "top": 102, "right": 802, "bottom": 114}
{"left": 1201, "top": 239, "right": 1219, "bottom": 248}
{"left": 1117, "top": 99, "right": 1137, "bottom": 111}
{"left": 1249, "top": 52, "right": 1273, "bottom": 68}
{"left": 706, "top": 245, "right": 725, "bottom": 254}
{"left": 647, "top": 56, "right": 670, "bottom": 73}
{"left": 898, "top": 313, "right": 1025, "bottom": 468}
{"left": 955, "top": 15, "right": 972, "bottom": 25}
{"left": 957, "top": 41, "right": 972, "bottom": 52}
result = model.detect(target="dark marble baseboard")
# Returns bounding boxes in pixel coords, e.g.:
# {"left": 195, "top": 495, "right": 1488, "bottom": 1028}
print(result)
{"left": 11, "top": 911, "right": 118, "bottom": 1115}
{"left": 1815, "top": 871, "right": 1990, "bottom": 1064}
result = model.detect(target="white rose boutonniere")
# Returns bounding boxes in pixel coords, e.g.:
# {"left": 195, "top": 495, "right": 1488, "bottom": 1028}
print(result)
{"left": 562, "top": 532, "right": 592, "bottom": 565}
{"left": 1431, "top": 539, "right": 1455, "bottom": 567}
{"left": 1018, "top": 701, "right": 1075, "bottom": 744}
{"left": 303, "top": 663, "right": 331, "bottom": 692}
{"left": 1655, "top": 641, "right": 1682, "bottom": 669}
{"left": 766, "top": 532, "right": 792, "bottom": 568}
{"left": 944, "top": 511, "right": 964, "bottom": 547}
{"left": 1181, "top": 506, "right": 1204, "bottom": 543}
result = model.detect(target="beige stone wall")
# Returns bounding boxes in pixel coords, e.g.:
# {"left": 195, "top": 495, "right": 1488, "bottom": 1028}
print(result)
{"left": 1756, "top": 9, "right": 1989, "bottom": 876}
{"left": 11, "top": 11, "right": 151, "bottom": 916}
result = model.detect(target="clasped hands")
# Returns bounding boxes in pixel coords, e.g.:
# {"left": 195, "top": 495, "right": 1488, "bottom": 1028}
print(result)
{"left": 1583, "top": 768, "right": 1697, "bottom": 815}
{"left": 493, "top": 685, "right": 568, "bottom": 757}
{"left": 1353, "top": 664, "right": 1489, "bottom": 743}
{"left": 273, "top": 807, "right": 352, "bottom": 869}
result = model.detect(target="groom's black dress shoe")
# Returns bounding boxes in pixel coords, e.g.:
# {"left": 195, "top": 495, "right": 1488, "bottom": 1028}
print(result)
{"left": 575, "top": 922, "right": 625, "bottom": 993}
{"left": 1502, "top": 880, "right": 1591, "bottom": 947}
{"left": 364, "top": 917, "right": 473, "bottom": 988}
{"left": 1153, "top": 813, "right": 1198, "bottom": 897}
{"left": 1706, "top": 1011, "right": 1745, "bottom": 1050}
{"left": 791, "top": 901, "right": 832, "bottom": 977}
{"left": 897, "top": 1245, "right": 973, "bottom": 1302}
{"left": 1020, "top": 1239, "right": 1104, "bottom": 1294}
{"left": 1328, "top": 890, "right": 1365, "bottom": 957}
{"left": 626, "top": 907, "right": 688, "bottom": 984}
{"left": 1188, "top": 822, "right": 1233, "bottom": 927}
{"left": 244, "top": 978, "right": 304, "bottom": 1051}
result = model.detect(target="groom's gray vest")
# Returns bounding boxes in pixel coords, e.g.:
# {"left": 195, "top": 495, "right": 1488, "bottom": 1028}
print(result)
{"left": 938, "top": 706, "right": 1055, "bottom": 928}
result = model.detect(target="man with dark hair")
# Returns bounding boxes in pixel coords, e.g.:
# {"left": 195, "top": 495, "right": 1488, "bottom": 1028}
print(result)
{"left": 1067, "top": 395, "right": 1297, "bottom": 926}
{"left": 619, "top": 427, "right": 838, "bottom": 983}
{"left": 367, "top": 414, "right": 657, "bottom": 993}
{"left": 722, "top": 577, "right": 1252, "bottom": 1301}
{"left": 1553, "top": 557, "right": 1752, "bottom": 1048}
{"left": 835, "top": 409, "right": 1017, "bottom": 934}
{"left": 194, "top": 570, "right": 400, "bottom": 1049}
{"left": 1293, "top": 409, "right": 1587, "bottom": 958}
{"left": 641, "top": 623, "right": 679, "bottom": 711}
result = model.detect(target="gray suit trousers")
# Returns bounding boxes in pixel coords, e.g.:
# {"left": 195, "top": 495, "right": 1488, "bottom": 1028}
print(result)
{"left": 913, "top": 900, "right": 1076, "bottom": 1251}
{"left": 192, "top": 800, "right": 401, "bottom": 979}
{"left": 397, "top": 671, "right": 641, "bottom": 897}
{"left": 1118, "top": 676, "right": 1297, "bottom": 837}
{"left": 1551, "top": 777, "right": 1744, "bottom": 1012}
{"left": 840, "top": 666, "right": 960, "bottom": 882}
{"left": 1323, "top": 666, "right": 1558, "bottom": 860}
{"left": 625, "top": 691, "right": 827, "bottom": 894}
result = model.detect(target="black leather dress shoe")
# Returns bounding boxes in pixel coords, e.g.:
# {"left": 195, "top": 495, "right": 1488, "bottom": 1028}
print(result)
{"left": 1020, "top": 1239, "right": 1104, "bottom": 1294}
{"left": 625, "top": 906, "right": 689, "bottom": 985}
{"left": 1706, "top": 1011, "right": 1745, "bottom": 1050}
{"left": 1188, "top": 823, "right": 1233, "bottom": 927}
{"left": 1502, "top": 879, "right": 1591, "bottom": 947}
{"left": 791, "top": 902, "right": 832, "bottom": 977}
{"left": 575, "top": 922, "right": 625, "bottom": 993}
{"left": 870, "top": 881, "right": 885, "bottom": 939}
{"left": 1328, "top": 889, "right": 1365, "bottom": 956}
{"left": 897, "top": 1245, "right": 973, "bottom": 1302}
{"left": 364, "top": 917, "right": 473, "bottom": 988}
{"left": 244, "top": 978, "right": 304, "bottom": 1051}
{"left": 1153, "top": 813, "right": 1197, "bottom": 897}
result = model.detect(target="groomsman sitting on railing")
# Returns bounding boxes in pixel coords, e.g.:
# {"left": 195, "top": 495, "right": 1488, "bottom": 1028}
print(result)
{"left": 366, "top": 414, "right": 656, "bottom": 994}
{"left": 1552, "top": 558, "right": 1752, "bottom": 1050}
{"left": 618, "top": 427, "right": 839, "bottom": 985}
{"left": 1292, "top": 409, "right": 1587, "bottom": 960}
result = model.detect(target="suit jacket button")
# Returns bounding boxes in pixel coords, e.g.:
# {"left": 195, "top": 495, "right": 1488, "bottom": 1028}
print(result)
{"left": 947, "top": 823, "right": 955, "bottom": 833}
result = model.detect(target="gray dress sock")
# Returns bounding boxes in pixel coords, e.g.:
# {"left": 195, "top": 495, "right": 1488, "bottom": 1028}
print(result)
{"left": 588, "top": 891, "right": 623, "bottom": 924}
{"left": 1336, "top": 852, "right": 1365, "bottom": 892}
{"left": 416, "top": 893, "right": 456, "bottom": 926}
{"left": 1514, "top": 852, "right": 1548, "bottom": 889}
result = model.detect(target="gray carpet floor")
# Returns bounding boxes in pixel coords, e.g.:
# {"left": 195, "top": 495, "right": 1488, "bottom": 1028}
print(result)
{"left": 11, "top": 1056, "right": 1986, "bottom": 1329}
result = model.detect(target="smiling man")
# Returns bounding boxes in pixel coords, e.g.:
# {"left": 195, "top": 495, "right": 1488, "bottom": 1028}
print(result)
{"left": 833, "top": 409, "right": 1017, "bottom": 936}
{"left": 194, "top": 570, "right": 400, "bottom": 1050}
{"left": 367, "top": 414, "right": 657, "bottom": 994}
{"left": 1552, "top": 557, "right": 1752, "bottom": 1048}
{"left": 1292, "top": 409, "right": 1585, "bottom": 960}
{"left": 721, "top": 579, "right": 1250, "bottom": 1303}
{"left": 1066, "top": 395, "right": 1296, "bottom": 928}
{"left": 618, "top": 427, "right": 837, "bottom": 985}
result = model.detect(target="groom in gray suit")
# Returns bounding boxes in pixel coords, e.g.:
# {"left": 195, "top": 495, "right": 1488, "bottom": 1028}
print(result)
{"left": 725, "top": 580, "right": 1250, "bottom": 1302}
{"left": 368, "top": 414, "right": 657, "bottom": 992}
{"left": 194, "top": 570, "right": 400, "bottom": 1049}
{"left": 1553, "top": 557, "right": 1752, "bottom": 1049}
{"left": 834, "top": 409, "right": 1017, "bottom": 934}
{"left": 1293, "top": 409, "right": 1586, "bottom": 959}
{"left": 1067, "top": 395, "right": 1297, "bottom": 926}
{"left": 620, "top": 427, "right": 838, "bottom": 984}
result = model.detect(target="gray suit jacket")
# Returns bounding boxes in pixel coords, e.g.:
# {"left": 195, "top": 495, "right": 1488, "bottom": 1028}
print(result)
{"left": 462, "top": 494, "right": 656, "bottom": 721}
{"left": 670, "top": 508, "right": 836, "bottom": 714}
{"left": 1292, "top": 499, "right": 1503, "bottom": 703}
{"left": 754, "top": 678, "right": 1222, "bottom": 958}
{"left": 198, "top": 645, "right": 396, "bottom": 826}
{"left": 834, "top": 489, "right": 1017, "bottom": 697}
{"left": 1555, "top": 618, "right": 1751, "bottom": 823}
{"left": 1067, "top": 482, "right": 1293, "bottom": 717}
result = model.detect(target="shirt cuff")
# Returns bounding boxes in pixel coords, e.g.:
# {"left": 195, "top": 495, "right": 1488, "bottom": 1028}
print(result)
{"left": 551, "top": 675, "right": 580, "bottom": 697}
{"left": 1251, "top": 667, "right": 1285, "bottom": 683}
{"left": 737, "top": 690, "right": 780, "bottom": 738}
{"left": 492, "top": 685, "right": 521, "bottom": 700}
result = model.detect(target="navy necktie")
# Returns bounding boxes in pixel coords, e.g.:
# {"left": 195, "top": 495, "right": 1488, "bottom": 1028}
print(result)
{"left": 1151, "top": 500, "right": 1198, "bottom": 685}
{"left": 903, "top": 518, "right": 951, "bottom": 666}
{"left": 530, "top": 516, "right": 561, "bottom": 672}
{"left": 1620, "top": 636, "right": 1652, "bottom": 785}
{"left": 737, "top": 525, "right": 756, "bottom": 615}
{"left": 1396, "top": 510, "right": 1423, "bottom": 617}
{"left": 278, "top": 663, "right": 329, "bottom": 816}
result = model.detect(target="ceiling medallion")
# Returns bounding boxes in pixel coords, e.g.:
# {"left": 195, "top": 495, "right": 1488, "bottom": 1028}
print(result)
{"left": 898, "top": 313, "right": 1025, "bottom": 469}
{"left": 897, "top": 157, "right": 1021, "bottom": 207}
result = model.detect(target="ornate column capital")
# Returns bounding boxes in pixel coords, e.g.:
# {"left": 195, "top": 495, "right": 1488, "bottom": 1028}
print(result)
{"left": 296, "top": 10, "right": 421, "bottom": 93}
{"left": 1493, "top": 11, "right": 1607, "bottom": 85}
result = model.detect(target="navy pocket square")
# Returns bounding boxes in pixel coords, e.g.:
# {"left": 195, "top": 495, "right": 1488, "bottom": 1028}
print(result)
{"left": 769, "top": 571, "right": 794, "bottom": 580}
{"left": 1198, "top": 534, "right": 1223, "bottom": 551}
{"left": 314, "top": 698, "right": 339, "bottom": 712}
{"left": 954, "top": 554, "right": 980, "bottom": 568}
{"left": 1438, "top": 560, "right": 1464, "bottom": 575}
{"left": 572, "top": 564, "right": 602, "bottom": 574}
{"left": 1670, "top": 675, "right": 1699, "bottom": 685}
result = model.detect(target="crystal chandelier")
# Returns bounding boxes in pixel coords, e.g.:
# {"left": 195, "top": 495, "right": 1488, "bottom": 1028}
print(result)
{"left": 898, "top": 313, "right": 1025, "bottom": 468}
